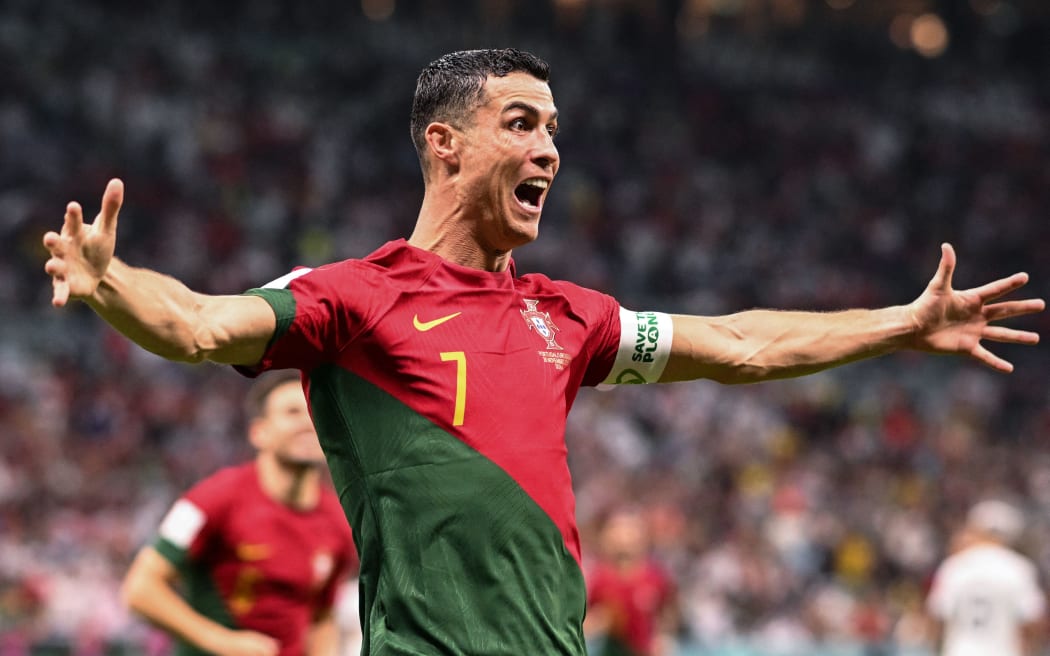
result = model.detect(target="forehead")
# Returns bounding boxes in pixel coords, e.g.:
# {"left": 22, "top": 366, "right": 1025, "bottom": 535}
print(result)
{"left": 479, "top": 72, "right": 556, "bottom": 115}
{"left": 264, "top": 381, "right": 305, "bottom": 408}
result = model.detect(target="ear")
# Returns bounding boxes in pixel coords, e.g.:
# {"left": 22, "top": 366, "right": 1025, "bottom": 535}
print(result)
{"left": 247, "top": 418, "right": 267, "bottom": 451}
{"left": 425, "top": 122, "right": 460, "bottom": 170}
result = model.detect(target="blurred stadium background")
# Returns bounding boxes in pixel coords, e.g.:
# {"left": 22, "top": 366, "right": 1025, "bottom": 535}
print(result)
{"left": 1, "top": 0, "right": 1048, "bottom": 654}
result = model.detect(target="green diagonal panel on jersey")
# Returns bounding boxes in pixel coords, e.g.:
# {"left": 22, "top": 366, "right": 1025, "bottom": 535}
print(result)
{"left": 307, "top": 364, "right": 586, "bottom": 656}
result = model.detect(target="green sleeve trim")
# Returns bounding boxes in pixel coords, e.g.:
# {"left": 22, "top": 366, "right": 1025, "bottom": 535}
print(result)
{"left": 244, "top": 288, "right": 297, "bottom": 343}
{"left": 153, "top": 537, "right": 190, "bottom": 569}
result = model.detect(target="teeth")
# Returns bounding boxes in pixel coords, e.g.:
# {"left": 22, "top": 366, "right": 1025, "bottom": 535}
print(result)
{"left": 522, "top": 178, "right": 548, "bottom": 189}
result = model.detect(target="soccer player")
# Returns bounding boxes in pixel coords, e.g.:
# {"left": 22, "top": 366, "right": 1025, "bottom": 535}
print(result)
{"left": 43, "top": 49, "right": 1043, "bottom": 655}
{"left": 121, "top": 370, "right": 357, "bottom": 656}
{"left": 585, "top": 508, "right": 678, "bottom": 656}
{"left": 926, "top": 500, "right": 1046, "bottom": 656}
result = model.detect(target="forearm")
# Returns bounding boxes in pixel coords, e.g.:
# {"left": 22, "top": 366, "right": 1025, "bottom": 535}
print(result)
{"left": 122, "top": 552, "right": 232, "bottom": 653}
{"left": 128, "top": 581, "right": 233, "bottom": 652}
{"left": 87, "top": 258, "right": 272, "bottom": 365}
{"left": 1022, "top": 621, "right": 1042, "bottom": 656}
{"left": 662, "top": 305, "right": 916, "bottom": 384}
{"left": 86, "top": 258, "right": 208, "bottom": 361}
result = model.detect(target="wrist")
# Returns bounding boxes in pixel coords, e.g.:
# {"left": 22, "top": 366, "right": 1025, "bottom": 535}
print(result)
{"left": 897, "top": 301, "right": 925, "bottom": 350}
{"left": 198, "top": 624, "right": 233, "bottom": 654}
{"left": 88, "top": 256, "right": 124, "bottom": 306}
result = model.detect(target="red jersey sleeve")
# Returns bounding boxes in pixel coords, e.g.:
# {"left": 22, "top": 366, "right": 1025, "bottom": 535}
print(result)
{"left": 547, "top": 280, "right": 622, "bottom": 388}
{"left": 242, "top": 260, "right": 395, "bottom": 374}
{"left": 154, "top": 467, "right": 239, "bottom": 565}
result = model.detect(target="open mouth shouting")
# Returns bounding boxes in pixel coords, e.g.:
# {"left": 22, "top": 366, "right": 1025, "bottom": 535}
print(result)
{"left": 514, "top": 177, "right": 550, "bottom": 213}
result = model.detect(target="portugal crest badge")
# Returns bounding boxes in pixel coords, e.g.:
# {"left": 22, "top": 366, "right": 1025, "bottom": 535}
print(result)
{"left": 521, "top": 299, "right": 562, "bottom": 350}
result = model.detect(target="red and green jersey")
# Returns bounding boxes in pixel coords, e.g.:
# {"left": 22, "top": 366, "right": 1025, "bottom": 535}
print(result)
{"left": 153, "top": 462, "right": 357, "bottom": 656}
{"left": 241, "top": 240, "right": 623, "bottom": 655}
{"left": 586, "top": 560, "right": 676, "bottom": 656}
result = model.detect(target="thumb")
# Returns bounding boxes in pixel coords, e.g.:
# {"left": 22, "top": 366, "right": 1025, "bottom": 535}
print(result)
{"left": 929, "top": 242, "right": 956, "bottom": 292}
{"left": 98, "top": 178, "right": 124, "bottom": 235}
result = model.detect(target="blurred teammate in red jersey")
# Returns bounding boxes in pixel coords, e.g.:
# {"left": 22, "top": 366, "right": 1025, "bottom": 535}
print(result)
{"left": 586, "top": 508, "right": 678, "bottom": 656}
{"left": 121, "top": 370, "right": 358, "bottom": 656}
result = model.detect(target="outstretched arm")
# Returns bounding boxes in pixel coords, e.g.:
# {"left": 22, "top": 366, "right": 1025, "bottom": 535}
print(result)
{"left": 122, "top": 547, "right": 280, "bottom": 656}
{"left": 42, "top": 179, "right": 275, "bottom": 365}
{"left": 661, "top": 243, "right": 1044, "bottom": 384}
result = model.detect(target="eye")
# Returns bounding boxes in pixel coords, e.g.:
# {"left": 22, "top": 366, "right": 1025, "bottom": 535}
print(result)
{"left": 546, "top": 124, "right": 558, "bottom": 138}
{"left": 509, "top": 118, "right": 528, "bottom": 131}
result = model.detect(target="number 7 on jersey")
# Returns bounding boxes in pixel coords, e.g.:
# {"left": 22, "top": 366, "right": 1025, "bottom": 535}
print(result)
{"left": 439, "top": 351, "right": 466, "bottom": 426}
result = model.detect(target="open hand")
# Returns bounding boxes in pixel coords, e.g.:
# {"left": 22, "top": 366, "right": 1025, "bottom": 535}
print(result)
{"left": 909, "top": 243, "right": 1044, "bottom": 372}
{"left": 42, "top": 178, "right": 124, "bottom": 307}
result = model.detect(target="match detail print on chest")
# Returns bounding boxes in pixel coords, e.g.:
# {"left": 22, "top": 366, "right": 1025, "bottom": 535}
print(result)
{"left": 520, "top": 298, "right": 573, "bottom": 371}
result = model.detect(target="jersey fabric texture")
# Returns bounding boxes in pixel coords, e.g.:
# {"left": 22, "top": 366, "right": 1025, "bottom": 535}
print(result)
{"left": 240, "top": 240, "right": 623, "bottom": 655}
{"left": 926, "top": 542, "right": 1045, "bottom": 656}
{"left": 153, "top": 462, "right": 357, "bottom": 656}
{"left": 586, "top": 559, "right": 676, "bottom": 656}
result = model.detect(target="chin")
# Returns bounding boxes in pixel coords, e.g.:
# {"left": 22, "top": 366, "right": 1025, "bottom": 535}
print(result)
{"left": 506, "top": 218, "right": 541, "bottom": 247}
{"left": 279, "top": 453, "right": 327, "bottom": 468}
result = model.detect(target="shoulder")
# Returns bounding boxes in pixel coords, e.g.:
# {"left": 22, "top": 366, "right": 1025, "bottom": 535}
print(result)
{"left": 259, "top": 241, "right": 414, "bottom": 288}
{"left": 277, "top": 257, "right": 389, "bottom": 290}
{"left": 318, "top": 488, "right": 352, "bottom": 527}
{"left": 517, "top": 272, "right": 601, "bottom": 296}
{"left": 517, "top": 273, "right": 619, "bottom": 316}
{"left": 183, "top": 463, "right": 256, "bottom": 508}
{"left": 317, "top": 485, "right": 344, "bottom": 515}
{"left": 647, "top": 559, "right": 675, "bottom": 584}
{"left": 941, "top": 544, "right": 1035, "bottom": 579}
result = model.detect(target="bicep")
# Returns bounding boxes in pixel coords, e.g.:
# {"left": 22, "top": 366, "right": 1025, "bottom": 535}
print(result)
{"left": 123, "top": 546, "right": 180, "bottom": 607}
{"left": 195, "top": 294, "right": 276, "bottom": 366}
{"left": 130, "top": 546, "right": 179, "bottom": 583}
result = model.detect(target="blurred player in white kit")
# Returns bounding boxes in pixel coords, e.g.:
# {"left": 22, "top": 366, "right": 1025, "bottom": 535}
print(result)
{"left": 926, "top": 499, "right": 1046, "bottom": 656}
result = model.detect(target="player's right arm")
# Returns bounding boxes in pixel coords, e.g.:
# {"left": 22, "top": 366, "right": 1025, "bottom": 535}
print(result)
{"left": 42, "top": 179, "right": 274, "bottom": 366}
{"left": 1022, "top": 616, "right": 1046, "bottom": 656}
{"left": 122, "top": 546, "right": 280, "bottom": 656}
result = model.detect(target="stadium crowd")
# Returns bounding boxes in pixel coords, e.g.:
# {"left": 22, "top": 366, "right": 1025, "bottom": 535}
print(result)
{"left": 1, "top": 1, "right": 1048, "bottom": 654}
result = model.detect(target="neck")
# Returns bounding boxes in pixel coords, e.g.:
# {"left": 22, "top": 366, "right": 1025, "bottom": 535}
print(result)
{"left": 255, "top": 454, "right": 322, "bottom": 510}
{"left": 408, "top": 186, "right": 513, "bottom": 272}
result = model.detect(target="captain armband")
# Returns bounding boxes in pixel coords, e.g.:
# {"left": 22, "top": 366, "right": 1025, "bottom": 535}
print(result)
{"left": 599, "top": 307, "right": 674, "bottom": 386}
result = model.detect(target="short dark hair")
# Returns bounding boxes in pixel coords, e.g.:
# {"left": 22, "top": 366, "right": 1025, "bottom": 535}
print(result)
{"left": 243, "top": 370, "right": 302, "bottom": 420}
{"left": 410, "top": 48, "right": 550, "bottom": 174}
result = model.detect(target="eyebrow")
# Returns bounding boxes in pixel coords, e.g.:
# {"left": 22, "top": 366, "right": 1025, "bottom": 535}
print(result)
{"left": 502, "top": 101, "right": 559, "bottom": 124}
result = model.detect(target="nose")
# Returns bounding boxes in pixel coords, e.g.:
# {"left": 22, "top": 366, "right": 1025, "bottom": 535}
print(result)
{"left": 532, "top": 134, "right": 559, "bottom": 173}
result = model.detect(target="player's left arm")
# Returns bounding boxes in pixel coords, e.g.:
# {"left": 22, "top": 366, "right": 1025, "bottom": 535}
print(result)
{"left": 1019, "top": 569, "right": 1047, "bottom": 656}
{"left": 1022, "top": 618, "right": 1043, "bottom": 656}
{"left": 306, "top": 608, "right": 339, "bottom": 656}
{"left": 307, "top": 537, "right": 355, "bottom": 656}
{"left": 660, "top": 243, "right": 1043, "bottom": 384}
{"left": 653, "top": 583, "right": 681, "bottom": 656}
